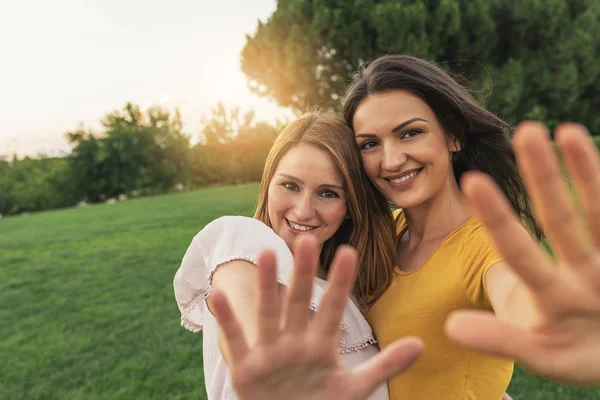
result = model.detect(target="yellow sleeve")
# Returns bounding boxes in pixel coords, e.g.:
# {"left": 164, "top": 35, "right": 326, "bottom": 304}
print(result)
{"left": 392, "top": 209, "right": 406, "bottom": 234}
{"left": 460, "top": 223, "right": 503, "bottom": 309}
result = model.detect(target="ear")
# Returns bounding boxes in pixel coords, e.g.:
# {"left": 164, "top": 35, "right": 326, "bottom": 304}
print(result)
{"left": 448, "top": 136, "right": 462, "bottom": 153}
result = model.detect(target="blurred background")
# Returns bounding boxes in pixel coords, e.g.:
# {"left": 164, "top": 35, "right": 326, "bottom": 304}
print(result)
{"left": 1, "top": 0, "right": 599, "bottom": 399}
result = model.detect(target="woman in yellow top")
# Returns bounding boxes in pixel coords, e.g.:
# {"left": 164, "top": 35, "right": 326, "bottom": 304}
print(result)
{"left": 341, "top": 55, "right": 540, "bottom": 398}
{"left": 205, "top": 55, "right": 600, "bottom": 400}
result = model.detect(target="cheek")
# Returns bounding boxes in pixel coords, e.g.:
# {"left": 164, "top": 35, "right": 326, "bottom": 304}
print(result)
{"left": 320, "top": 201, "right": 347, "bottom": 227}
{"left": 428, "top": 134, "right": 455, "bottom": 160}
{"left": 429, "top": 144, "right": 453, "bottom": 169}
{"left": 267, "top": 188, "right": 283, "bottom": 224}
{"left": 408, "top": 141, "right": 449, "bottom": 171}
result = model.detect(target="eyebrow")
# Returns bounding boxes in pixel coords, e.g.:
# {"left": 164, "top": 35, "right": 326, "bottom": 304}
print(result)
{"left": 355, "top": 117, "right": 429, "bottom": 138}
{"left": 278, "top": 173, "right": 345, "bottom": 191}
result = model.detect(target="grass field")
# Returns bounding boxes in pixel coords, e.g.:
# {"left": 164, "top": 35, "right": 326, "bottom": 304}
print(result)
{"left": 1, "top": 183, "right": 599, "bottom": 399}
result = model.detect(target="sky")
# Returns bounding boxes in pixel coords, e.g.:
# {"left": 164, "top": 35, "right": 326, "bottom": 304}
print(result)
{"left": 0, "top": 0, "right": 292, "bottom": 158}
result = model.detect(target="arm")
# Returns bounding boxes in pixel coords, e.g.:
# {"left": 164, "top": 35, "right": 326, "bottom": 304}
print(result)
{"left": 485, "top": 266, "right": 519, "bottom": 400}
{"left": 174, "top": 216, "right": 294, "bottom": 333}
{"left": 208, "top": 259, "right": 263, "bottom": 363}
{"left": 459, "top": 215, "right": 535, "bottom": 325}
{"left": 446, "top": 121, "right": 600, "bottom": 385}
{"left": 486, "top": 261, "right": 534, "bottom": 326}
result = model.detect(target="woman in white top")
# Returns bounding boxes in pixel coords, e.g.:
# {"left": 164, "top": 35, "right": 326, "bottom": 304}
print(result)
{"left": 173, "top": 112, "right": 424, "bottom": 399}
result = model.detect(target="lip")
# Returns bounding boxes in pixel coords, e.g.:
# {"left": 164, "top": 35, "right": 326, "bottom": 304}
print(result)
{"left": 285, "top": 218, "right": 319, "bottom": 234}
{"left": 381, "top": 168, "right": 423, "bottom": 189}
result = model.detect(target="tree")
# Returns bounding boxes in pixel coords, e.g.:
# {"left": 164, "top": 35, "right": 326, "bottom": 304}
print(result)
{"left": 67, "top": 103, "right": 192, "bottom": 202}
{"left": 191, "top": 102, "right": 283, "bottom": 185}
{"left": 141, "top": 106, "right": 193, "bottom": 192}
{"left": 66, "top": 126, "right": 109, "bottom": 202}
{"left": 242, "top": 0, "right": 600, "bottom": 132}
{"left": 0, "top": 156, "right": 79, "bottom": 215}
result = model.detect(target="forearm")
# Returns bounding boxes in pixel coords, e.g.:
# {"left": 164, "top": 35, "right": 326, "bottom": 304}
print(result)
{"left": 208, "top": 259, "right": 263, "bottom": 363}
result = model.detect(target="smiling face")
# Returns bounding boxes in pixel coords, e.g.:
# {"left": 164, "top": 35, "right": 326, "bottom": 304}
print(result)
{"left": 266, "top": 143, "right": 348, "bottom": 252}
{"left": 352, "top": 90, "right": 460, "bottom": 209}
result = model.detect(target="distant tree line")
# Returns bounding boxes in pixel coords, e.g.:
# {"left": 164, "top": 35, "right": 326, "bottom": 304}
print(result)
{"left": 0, "top": 102, "right": 283, "bottom": 216}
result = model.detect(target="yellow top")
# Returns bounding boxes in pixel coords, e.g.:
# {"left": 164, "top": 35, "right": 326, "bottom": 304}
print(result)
{"left": 367, "top": 210, "right": 513, "bottom": 399}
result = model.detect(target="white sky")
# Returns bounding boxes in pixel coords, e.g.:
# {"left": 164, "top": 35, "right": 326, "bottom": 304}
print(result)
{"left": 0, "top": 0, "right": 292, "bottom": 157}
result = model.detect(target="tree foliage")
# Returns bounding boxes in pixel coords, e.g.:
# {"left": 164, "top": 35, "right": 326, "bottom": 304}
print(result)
{"left": 191, "top": 102, "right": 283, "bottom": 186}
{"left": 67, "top": 103, "right": 192, "bottom": 202}
{"left": 0, "top": 156, "right": 79, "bottom": 215}
{"left": 242, "top": 0, "right": 600, "bottom": 131}
{"left": 1, "top": 102, "right": 283, "bottom": 216}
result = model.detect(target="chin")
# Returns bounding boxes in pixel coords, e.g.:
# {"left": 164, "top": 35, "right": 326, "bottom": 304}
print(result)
{"left": 388, "top": 193, "right": 426, "bottom": 210}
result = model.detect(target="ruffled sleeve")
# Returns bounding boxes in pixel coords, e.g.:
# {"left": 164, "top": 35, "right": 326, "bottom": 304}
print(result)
{"left": 173, "top": 216, "right": 296, "bottom": 332}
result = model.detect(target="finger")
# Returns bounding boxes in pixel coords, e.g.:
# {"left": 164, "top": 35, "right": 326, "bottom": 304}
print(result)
{"left": 556, "top": 122, "right": 600, "bottom": 249}
{"left": 463, "top": 171, "right": 555, "bottom": 291}
{"left": 445, "top": 310, "right": 541, "bottom": 369}
{"left": 210, "top": 289, "right": 250, "bottom": 363}
{"left": 311, "top": 246, "right": 357, "bottom": 337}
{"left": 448, "top": 310, "right": 600, "bottom": 385}
{"left": 256, "top": 250, "right": 282, "bottom": 345}
{"left": 283, "top": 235, "right": 319, "bottom": 333}
{"left": 352, "top": 337, "right": 424, "bottom": 398}
{"left": 514, "top": 121, "right": 592, "bottom": 265}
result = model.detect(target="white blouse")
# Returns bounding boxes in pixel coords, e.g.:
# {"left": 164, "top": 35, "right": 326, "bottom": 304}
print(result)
{"left": 173, "top": 216, "right": 389, "bottom": 400}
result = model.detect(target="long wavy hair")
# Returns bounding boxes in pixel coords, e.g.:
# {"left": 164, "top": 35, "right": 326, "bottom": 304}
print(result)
{"left": 343, "top": 55, "right": 542, "bottom": 240}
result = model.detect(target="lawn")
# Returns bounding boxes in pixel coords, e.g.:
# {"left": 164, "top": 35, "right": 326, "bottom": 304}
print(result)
{"left": 1, "top": 183, "right": 598, "bottom": 399}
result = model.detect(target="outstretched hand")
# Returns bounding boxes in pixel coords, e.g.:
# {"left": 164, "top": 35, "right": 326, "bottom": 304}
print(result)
{"left": 446, "top": 121, "right": 600, "bottom": 385}
{"left": 210, "top": 235, "right": 424, "bottom": 400}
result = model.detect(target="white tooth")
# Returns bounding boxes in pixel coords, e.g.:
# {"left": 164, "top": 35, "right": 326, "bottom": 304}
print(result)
{"left": 390, "top": 171, "right": 417, "bottom": 183}
{"left": 290, "top": 221, "right": 313, "bottom": 231}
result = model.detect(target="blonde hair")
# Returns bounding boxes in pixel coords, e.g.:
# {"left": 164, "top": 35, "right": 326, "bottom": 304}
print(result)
{"left": 254, "top": 111, "right": 397, "bottom": 309}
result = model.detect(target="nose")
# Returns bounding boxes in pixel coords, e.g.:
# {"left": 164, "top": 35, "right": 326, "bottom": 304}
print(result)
{"left": 381, "top": 141, "right": 408, "bottom": 171}
{"left": 294, "top": 192, "right": 315, "bottom": 220}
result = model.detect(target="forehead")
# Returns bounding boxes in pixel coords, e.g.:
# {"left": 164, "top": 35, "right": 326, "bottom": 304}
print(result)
{"left": 352, "top": 90, "right": 437, "bottom": 134}
{"left": 274, "top": 143, "right": 344, "bottom": 184}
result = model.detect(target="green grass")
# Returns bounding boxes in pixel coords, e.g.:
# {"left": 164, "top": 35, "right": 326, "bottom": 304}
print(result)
{"left": 1, "top": 183, "right": 598, "bottom": 399}
{"left": 0, "top": 184, "right": 259, "bottom": 400}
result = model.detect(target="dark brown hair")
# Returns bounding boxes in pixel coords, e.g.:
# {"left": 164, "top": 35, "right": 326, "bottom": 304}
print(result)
{"left": 254, "top": 111, "right": 398, "bottom": 308}
{"left": 343, "top": 55, "right": 542, "bottom": 240}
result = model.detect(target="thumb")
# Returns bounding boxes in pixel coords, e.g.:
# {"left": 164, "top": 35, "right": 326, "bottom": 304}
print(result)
{"left": 445, "top": 310, "right": 537, "bottom": 360}
{"left": 352, "top": 337, "right": 424, "bottom": 398}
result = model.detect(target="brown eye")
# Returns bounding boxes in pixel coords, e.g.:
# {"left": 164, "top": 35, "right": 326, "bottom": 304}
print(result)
{"left": 281, "top": 182, "right": 299, "bottom": 191}
{"left": 359, "top": 140, "right": 378, "bottom": 150}
{"left": 402, "top": 129, "right": 423, "bottom": 139}
{"left": 319, "top": 190, "right": 340, "bottom": 199}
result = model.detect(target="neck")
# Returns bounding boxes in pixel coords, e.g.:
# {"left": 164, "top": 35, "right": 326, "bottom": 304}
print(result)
{"left": 403, "top": 174, "right": 472, "bottom": 244}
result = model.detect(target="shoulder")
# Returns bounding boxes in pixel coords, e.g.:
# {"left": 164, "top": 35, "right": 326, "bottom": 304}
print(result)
{"left": 194, "top": 215, "right": 290, "bottom": 262}
{"left": 198, "top": 215, "right": 272, "bottom": 238}
{"left": 457, "top": 218, "right": 503, "bottom": 279}
{"left": 457, "top": 218, "right": 499, "bottom": 254}
{"left": 455, "top": 218, "right": 504, "bottom": 307}
{"left": 193, "top": 216, "right": 285, "bottom": 250}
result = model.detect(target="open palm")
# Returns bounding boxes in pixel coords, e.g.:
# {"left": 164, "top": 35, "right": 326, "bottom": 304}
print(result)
{"left": 446, "top": 121, "right": 600, "bottom": 385}
{"left": 210, "top": 235, "right": 424, "bottom": 400}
